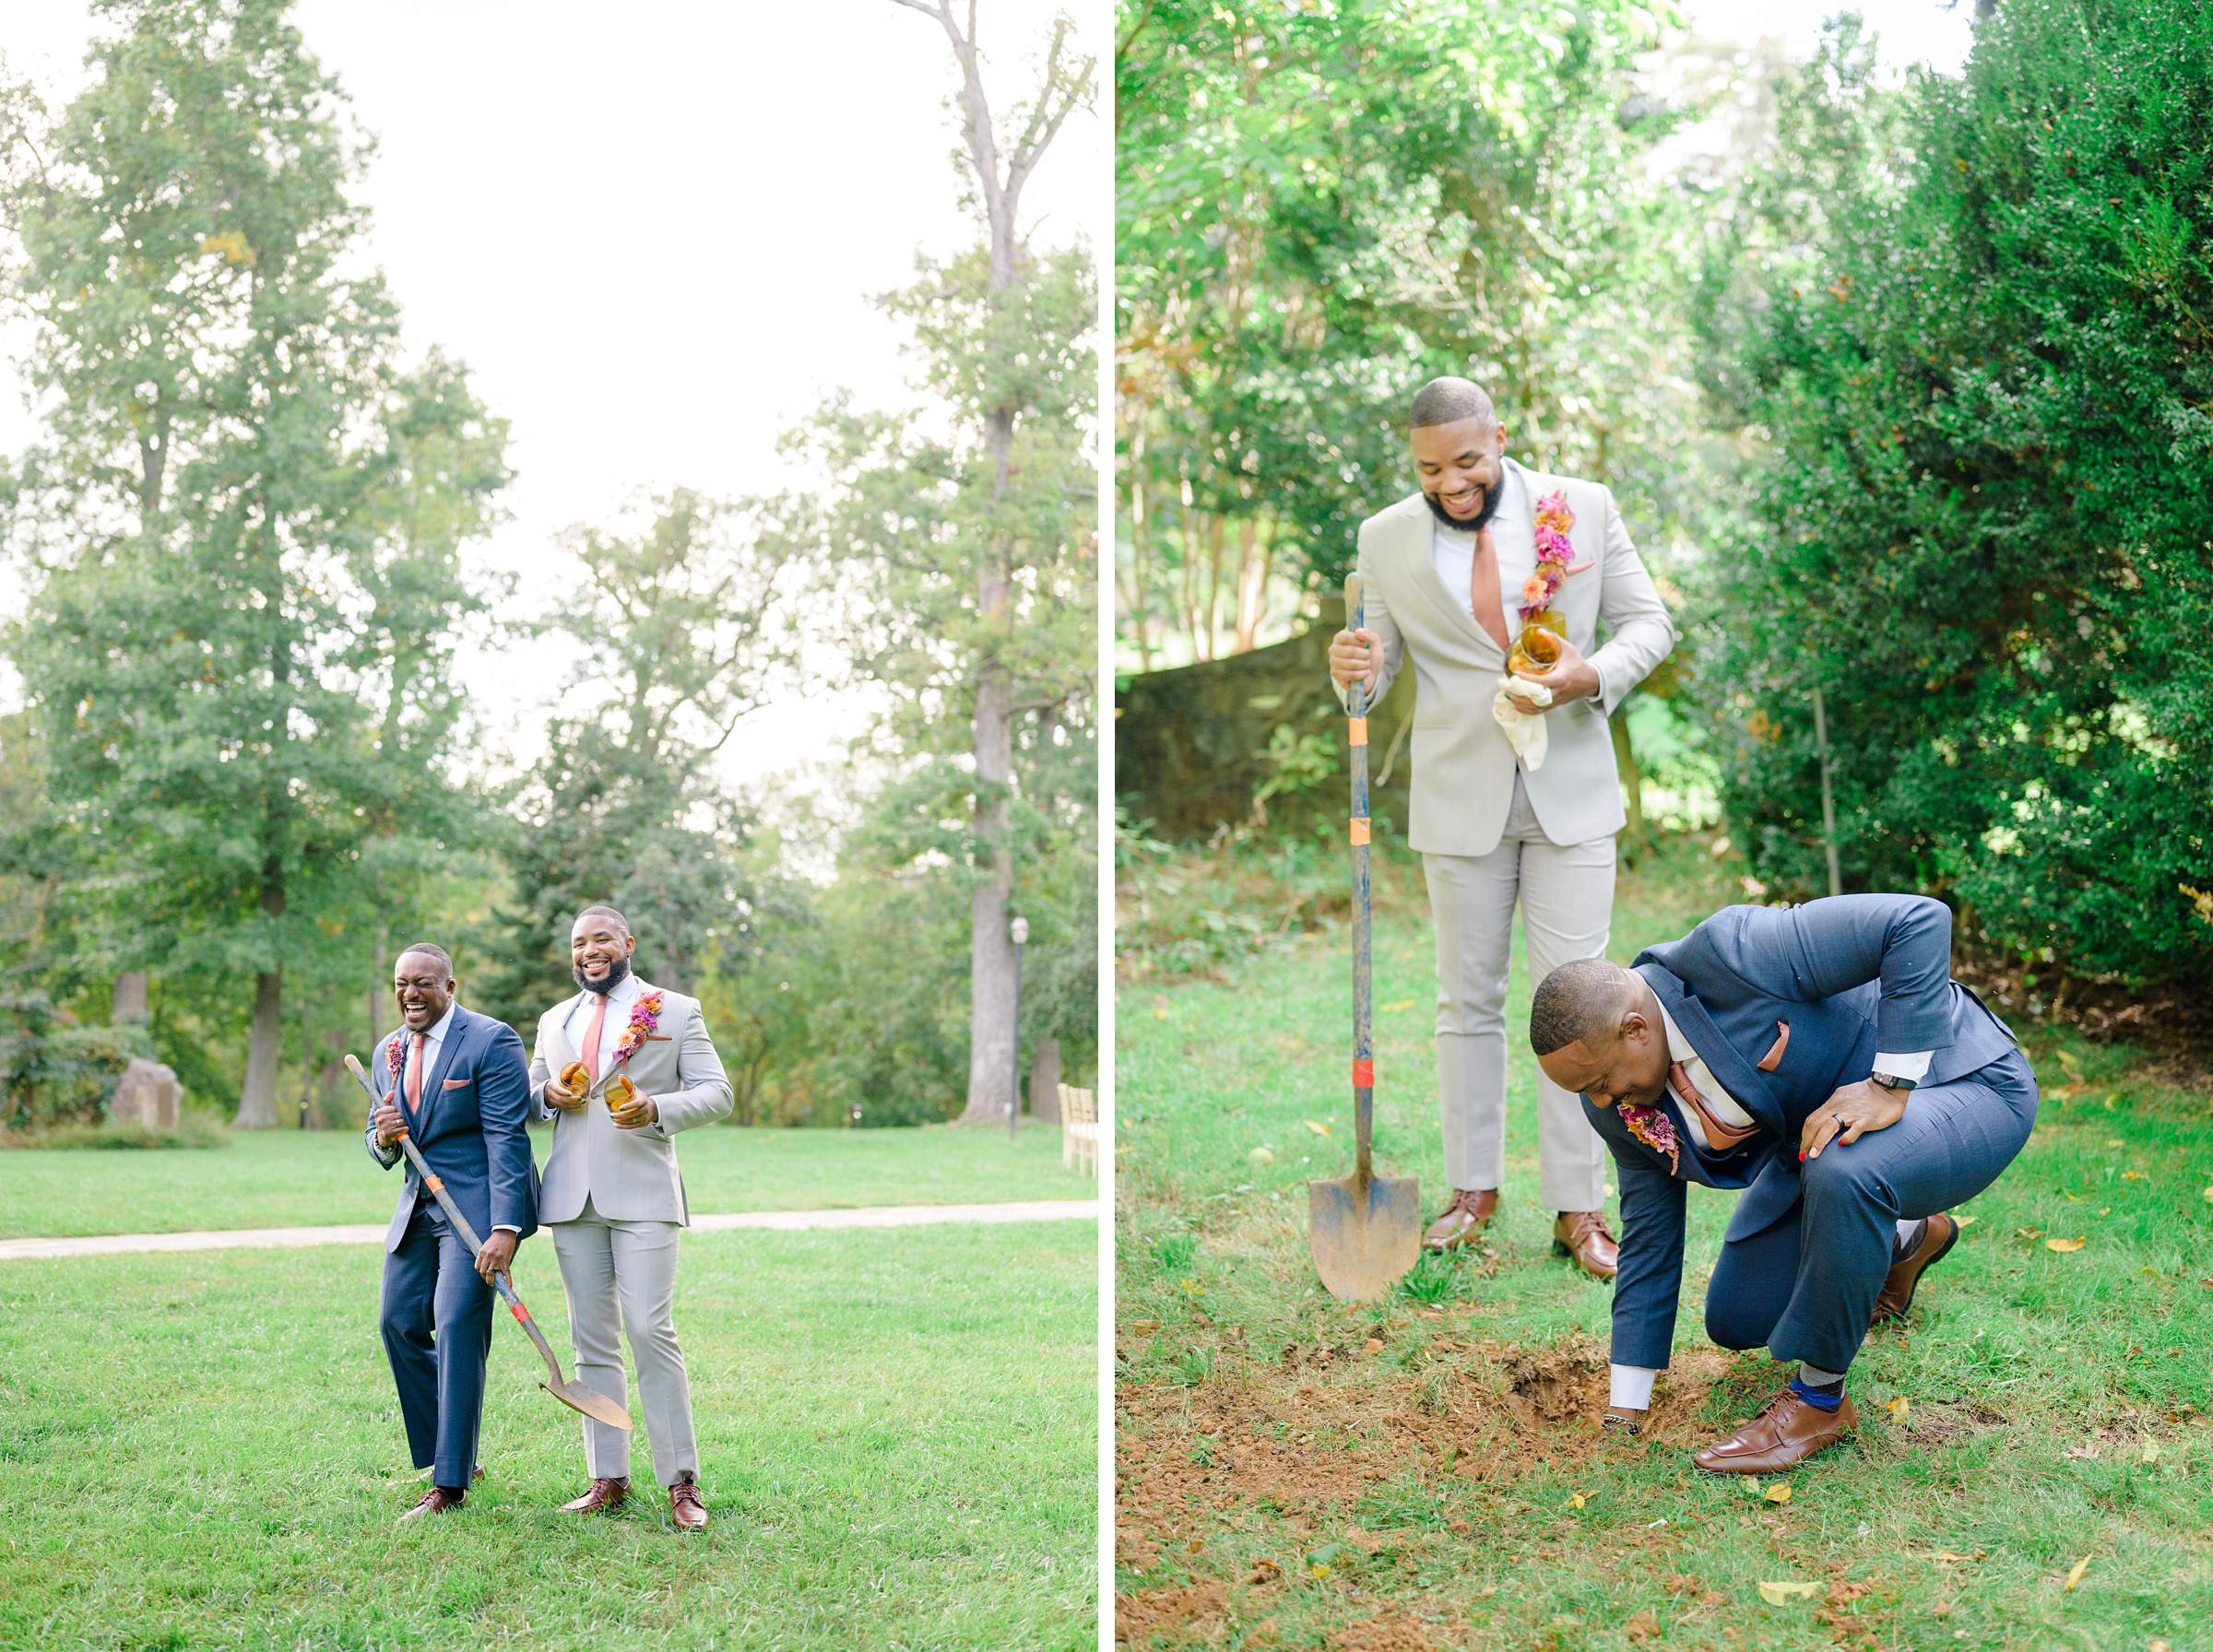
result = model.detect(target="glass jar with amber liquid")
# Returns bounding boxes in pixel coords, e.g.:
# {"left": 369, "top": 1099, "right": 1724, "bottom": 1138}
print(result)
{"left": 1508, "top": 610, "right": 1567, "bottom": 676}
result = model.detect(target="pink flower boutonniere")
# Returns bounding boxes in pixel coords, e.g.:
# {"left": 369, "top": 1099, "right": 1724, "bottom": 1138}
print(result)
{"left": 1620, "top": 1101, "right": 1680, "bottom": 1175}
{"left": 386, "top": 1037, "right": 405, "bottom": 1081}
{"left": 614, "top": 992, "right": 665, "bottom": 1065}
{"left": 1519, "top": 490, "right": 1580, "bottom": 624}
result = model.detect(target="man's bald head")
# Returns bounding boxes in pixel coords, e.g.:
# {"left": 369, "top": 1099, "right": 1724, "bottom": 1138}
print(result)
{"left": 1530, "top": 958, "right": 1637, "bottom": 1057}
{"left": 1409, "top": 376, "right": 1496, "bottom": 431}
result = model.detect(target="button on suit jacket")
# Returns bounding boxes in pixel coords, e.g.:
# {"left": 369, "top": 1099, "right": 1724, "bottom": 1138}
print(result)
{"left": 528, "top": 982, "right": 734, "bottom": 1225}
{"left": 363, "top": 1004, "right": 540, "bottom": 1252}
{"left": 1580, "top": 894, "right": 2018, "bottom": 1367}
{"left": 1346, "top": 464, "right": 1675, "bottom": 856}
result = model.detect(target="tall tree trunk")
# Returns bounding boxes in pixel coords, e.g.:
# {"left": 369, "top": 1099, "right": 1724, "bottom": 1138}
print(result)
{"left": 112, "top": 971, "right": 148, "bottom": 1021}
{"left": 236, "top": 862, "right": 284, "bottom": 1127}
{"left": 960, "top": 400, "right": 1020, "bottom": 1124}
{"left": 1030, "top": 1036, "right": 1061, "bottom": 1122}
{"left": 1611, "top": 707, "right": 1644, "bottom": 846}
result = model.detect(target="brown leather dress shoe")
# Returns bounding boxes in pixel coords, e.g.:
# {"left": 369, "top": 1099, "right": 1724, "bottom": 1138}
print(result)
{"left": 669, "top": 1477, "right": 709, "bottom": 1531}
{"left": 397, "top": 1485, "right": 466, "bottom": 1522}
{"left": 560, "top": 1478, "right": 630, "bottom": 1515}
{"left": 1552, "top": 1210, "right": 1619, "bottom": 1280}
{"left": 1872, "top": 1212, "right": 1959, "bottom": 1324}
{"left": 1693, "top": 1387, "right": 1857, "bottom": 1475}
{"left": 1423, "top": 1188, "right": 1499, "bottom": 1251}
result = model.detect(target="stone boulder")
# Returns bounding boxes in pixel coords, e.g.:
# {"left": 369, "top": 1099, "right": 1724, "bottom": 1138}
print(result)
{"left": 109, "top": 1057, "right": 182, "bottom": 1130}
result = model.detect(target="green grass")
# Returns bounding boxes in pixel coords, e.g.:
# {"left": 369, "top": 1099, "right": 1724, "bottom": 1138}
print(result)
{"left": 0, "top": 1119, "right": 1093, "bottom": 1239}
{"left": 0, "top": 1219, "right": 1096, "bottom": 1650}
{"left": 1115, "top": 839, "right": 2213, "bottom": 1650}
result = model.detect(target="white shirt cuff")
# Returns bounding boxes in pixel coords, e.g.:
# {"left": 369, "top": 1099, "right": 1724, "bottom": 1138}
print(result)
{"left": 1873, "top": 1051, "right": 1934, "bottom": 1082}
{"left": 1609, "top": 1363, "right": 1657, "bottom": 1410}
{"left": 491, "top": 1224, "right": 520, "bottom": 1235}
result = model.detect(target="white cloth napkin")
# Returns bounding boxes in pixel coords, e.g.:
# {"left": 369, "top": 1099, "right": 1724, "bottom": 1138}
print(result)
{"left": 1492, "top": 676, "right": 1554, "bottom": 771}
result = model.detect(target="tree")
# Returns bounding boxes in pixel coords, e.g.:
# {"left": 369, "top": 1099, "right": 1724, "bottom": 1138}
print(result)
{"left": 0, "top": 0, "right": 508, "bottom": 1125}
{"left": 475, "top": 490, "right": 801, "bottom": 1024}
{"left": 817, "top": 1, "right": 1095, "bottom": 1126}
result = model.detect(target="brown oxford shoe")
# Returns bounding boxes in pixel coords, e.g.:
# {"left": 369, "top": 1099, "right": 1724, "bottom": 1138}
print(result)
{"left": 1693, "top": 1386, "right": 1857, "bottom": 1476}
{"left": 560, "top": 1477, "right": 630, "bottom": 1515}
{"left": 1552, "top": 1210, "right": 1619, "bottom": 1280}
{"left": 669, "top": 1476, "right": 709, "bottom": 1531}
{"left": 1423, "top": 1188, "right": 1499, "bottom": 1252}
{"left": 1873, "top": 1212, "right": 1959, "bottom": 1324}
{"left": 397, "top": 1485, "right": 466, "bottom": 1522}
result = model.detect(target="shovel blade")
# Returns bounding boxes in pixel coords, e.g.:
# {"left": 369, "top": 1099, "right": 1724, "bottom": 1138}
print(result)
{"left": 545, "top": 1380, "right": 633, "bottom": 1431}
{"left": 1308, "top": 1173, "right": 1422, "bottom": 1302}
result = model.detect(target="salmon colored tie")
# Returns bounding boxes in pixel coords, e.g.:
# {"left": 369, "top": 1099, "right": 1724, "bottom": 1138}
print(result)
{"left": 582, "top": 995, "right": 609, "bottom": 1084}
{"left": 1470, "top": 525, "right": 1510, "bottom": 652}
{"left": 1669, "top": 1060, "right": 1757, "bottom": 1150}
{"left": 406, "top": 1032, "right": 426, "bottom": 1116}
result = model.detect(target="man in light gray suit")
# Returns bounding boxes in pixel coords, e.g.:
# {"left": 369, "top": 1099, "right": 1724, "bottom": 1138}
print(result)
{"left": 1329, "top": 377, "right": 1675, "bottom": 1275}
{"left": 530, "top": 904, "right": 733, "bottom": 1529}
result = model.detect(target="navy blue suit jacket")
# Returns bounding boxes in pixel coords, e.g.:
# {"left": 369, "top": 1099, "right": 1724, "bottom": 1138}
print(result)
{"left": 363, "top": 1004, "right": 540, "bottom": 1252}
{"left": 1582, "top": 894, "right": 2016, "bottom": 1367}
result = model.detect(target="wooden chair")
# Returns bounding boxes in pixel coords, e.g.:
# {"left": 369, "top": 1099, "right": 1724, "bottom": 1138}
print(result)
{"left": 1058, "top": 1083, "right": 1097, "bottom": 1178}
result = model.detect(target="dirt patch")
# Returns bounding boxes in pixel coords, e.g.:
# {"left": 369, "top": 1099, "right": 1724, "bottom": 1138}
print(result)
{"left": 1117, "top": 1579, "right": 1231, "bottom": 1646}
{"left": 1501, "top": 1343, "right": 1605, "bottom": 1424}
{"left": 1902, "top": 1401, "right": 2009, "bottom": 1446}
{"left": 1326, "top": 1608, "right": 1461, "bottom": 1650}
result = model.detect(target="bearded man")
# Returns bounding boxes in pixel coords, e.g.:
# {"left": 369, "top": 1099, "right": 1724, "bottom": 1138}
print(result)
{"left": 531, "top": 905, "right": 733, "bottom": 1530}
{"left": 1531, "top": 893, "right": 2033, "bottom": 1473}
{"left": 1327, "top": 377, "right": 1675, "bottom": 1275}
{"left": 365, "top": 942, "right": 539, "bottom": 1521}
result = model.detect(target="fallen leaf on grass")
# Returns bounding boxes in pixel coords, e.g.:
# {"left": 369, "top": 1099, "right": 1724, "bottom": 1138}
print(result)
{"left": 2017, "top": 1227, "right": 2046, "bottom": 1240}
{"left": 1130, "top": 1319, "right": 1160, "bottom": 1333}
{"left": 2142, "top": 1439, "right": 2160, "bottom": 1462}
{"left": 2202, "top": 1187, "right": 2213, "bottom": 1204}
{"left": 1362, "top": 1337, "right": 1382, "bottom": 1354}
{"left": 1568, "top": 1491, "right": 1595, "bottom": 1509}
{"left": 1888, "top": 1397, "right": 1911, "bottom": 1419}
{"left": 2064, "top": 1556, "right": 2089, "bottom": 1590}
{"left": 1304, "top": 1120, "right": 1331, "bottom": 1137}
{"left": 1764, "top": 1482, "right": 1793, "bottom": 1504}
{"left": 1379, "top": 998, "right": 1417, "bottom": 1012}
{"left": 1954, "top": 1213, "right": 1976, "bottom": 1227}
{"left": 1926, "top": 1551, "right": 1983, "bottom": 1565}
{"left": 2123, "top": 1171, "right": 2146, "bottom": 1181}
{"left": 2048, "top": 1237, "right": 2086, "bottom": 1252}
{"left": 1758, "top": 1580, "right": 1824, "bottom": 1604}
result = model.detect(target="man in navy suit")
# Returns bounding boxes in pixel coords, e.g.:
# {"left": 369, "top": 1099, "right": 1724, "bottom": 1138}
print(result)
{"left": 364, "top": 942, "right": 539, "bottom": 1520}
{"left": 1530, "top": 894, "right": 2035, "bottom": 1474}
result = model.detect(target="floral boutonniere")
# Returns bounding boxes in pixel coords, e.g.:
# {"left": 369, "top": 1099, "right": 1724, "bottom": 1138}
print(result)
{"left": 1517, "top": 490, "right": 1579, "bottom": 623}
{"left": 386, "top": 1036, "right": 405, "bottom": 1082}
{"left": 1619, "top": 1100, "right": 1680, "bottom": 1175}
{"left": 614, "top": 992, "right": 665, "bottom": 1065}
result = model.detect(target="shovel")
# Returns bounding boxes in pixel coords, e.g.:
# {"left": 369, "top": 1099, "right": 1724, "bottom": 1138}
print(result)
{"left": 345, "top": 1054, "right": 631, "bottom": 1432}
{"left": 1308, "top": 572, "right": 1421, "bottom": 1302}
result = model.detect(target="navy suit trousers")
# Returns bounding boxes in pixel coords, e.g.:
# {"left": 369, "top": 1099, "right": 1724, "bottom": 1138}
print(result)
{"left": 1703, "top": 1045, "right": 2038, "bottom": 1374}
{"left": 379, "top": 1200, "right": 495, "bottom": 1488}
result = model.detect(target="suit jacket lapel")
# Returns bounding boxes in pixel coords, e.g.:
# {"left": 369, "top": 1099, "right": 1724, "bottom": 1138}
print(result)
{"left": 1635, "top": 962, "right": 1786, "bottom": 1139}
{"left": 1397, "top": 501, "right": 1507, "bottom": 664}
{"left": 544, "top": 992, "right": 587, "bottom": 1075}
{"left": 416, "top": 1009, "right": 467, "bottom": 1132}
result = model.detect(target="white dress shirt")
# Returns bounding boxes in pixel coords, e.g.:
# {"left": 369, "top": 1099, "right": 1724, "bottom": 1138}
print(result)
{"left": 1429, "top": 458, "right": 1536, "bottom": 627}
{"left": 396, "top": 1001, "right": 518, "bottom": 1236}
{"left": 565, "top": 969, "right": 646, "bottom": 1080}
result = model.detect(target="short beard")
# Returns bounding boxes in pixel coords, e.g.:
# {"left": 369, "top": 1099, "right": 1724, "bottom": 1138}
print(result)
{"left": 573, "top": 955, "right": 632, "bottom": 997}
{"left": 1422, "top": 475, "right": 1504, "bottom": 534}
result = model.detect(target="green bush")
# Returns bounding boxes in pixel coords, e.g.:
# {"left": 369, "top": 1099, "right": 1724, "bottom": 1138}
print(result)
{"left": 1699, "top": 3, "right": 2213, "bottom": 987}
{"left": 0, "top": 993, "right": 150, "bottom": 1131}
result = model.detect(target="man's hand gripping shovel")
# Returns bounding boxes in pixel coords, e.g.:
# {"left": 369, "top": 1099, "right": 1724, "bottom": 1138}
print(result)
{"left": 343, "top": 1054, "right": 631, "bottom": 1432}
{"left": 1308, "top": 573, "right": 1422, "bottom": 1301}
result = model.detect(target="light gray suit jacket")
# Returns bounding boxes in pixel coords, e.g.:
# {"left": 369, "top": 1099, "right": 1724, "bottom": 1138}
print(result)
{"left": 1345, "top": 461, "right": 1675, "bottom": 856}
{"left": 528, "top": 981, "right": 734, "bottom": 1225}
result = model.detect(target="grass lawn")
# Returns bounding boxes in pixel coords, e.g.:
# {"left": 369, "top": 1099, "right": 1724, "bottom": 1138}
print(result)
{"left": 1115, "top": 842, "right": 2213, "bottom": 1649}
{"left": 0, "top": 1119, "right": 1093, "bottom": 1239}
{"left": 0, "top": 1217, "right": 1096, "bottom": 1650}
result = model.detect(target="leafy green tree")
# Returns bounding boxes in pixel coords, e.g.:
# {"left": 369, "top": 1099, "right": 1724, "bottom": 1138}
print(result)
{"left": 801, "top": 1, "right": 1095, "bottom": 1125}
{"left": 1696, "top": 3, "right": 2213, "bottom": 985}
{"left": 0, "top": 0, "right": 508, "bottom": 1124}
{"left": 476, "top": 490, "right": 800, "bottom": 1024}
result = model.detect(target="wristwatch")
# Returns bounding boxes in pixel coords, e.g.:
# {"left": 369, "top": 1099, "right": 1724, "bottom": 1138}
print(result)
{"left": 1871, "top": 1071, "right": 1918, "bottom": 1093}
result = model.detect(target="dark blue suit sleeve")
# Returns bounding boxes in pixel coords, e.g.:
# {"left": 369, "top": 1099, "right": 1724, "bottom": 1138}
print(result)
{"left": 1610, "top": 1140, "right": 1687, "bottom": 1369}
{"left": 478, "top": 1022, "right": 536, "bottom": 1235}
{"left": 1712, "top": 894, "right": 1956, "bottom": 1056}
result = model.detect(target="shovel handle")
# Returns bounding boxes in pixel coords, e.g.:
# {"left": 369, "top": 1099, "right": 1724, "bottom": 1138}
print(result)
{"left": 344, "top": 1051, "right": 566, "bottom": 1388}
{"left": 1345, "top": 575, "right": 1374, "bottom": 1186}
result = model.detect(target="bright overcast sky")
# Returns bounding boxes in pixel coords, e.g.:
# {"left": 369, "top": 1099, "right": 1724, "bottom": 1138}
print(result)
{"left": 0, "top": 0, "right": 1105, "bottom": 799}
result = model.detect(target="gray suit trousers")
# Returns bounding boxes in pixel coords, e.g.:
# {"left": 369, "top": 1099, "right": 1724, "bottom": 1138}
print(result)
{"left": 1426, "top": 771, "right": 1614, "bottom": 1209}
{"left": 548, "top": 1198, "right": 698, "bottom": 1486}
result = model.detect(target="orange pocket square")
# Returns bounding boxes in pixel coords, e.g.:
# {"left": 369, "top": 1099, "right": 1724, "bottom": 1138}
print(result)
{"left": 1757, "top": 1022, "right": 1790, "bottom": 1072}
{"left": 443, "top": 1077, "right": 471, "bottom": 1089}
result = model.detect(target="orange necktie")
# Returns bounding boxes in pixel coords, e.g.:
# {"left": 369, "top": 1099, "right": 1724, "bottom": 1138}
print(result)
{"left": 581, "top": 994, "right": 609, "bottom": 1084}
{"left": 405, "top": 1032, "right": 427, "bottom": 1116}
{"left": 1669, "top": 1060, "right": 1757, "bottom": 1150}
{"left": 1470, "top": 525, "right": 1510, "bottom": 652}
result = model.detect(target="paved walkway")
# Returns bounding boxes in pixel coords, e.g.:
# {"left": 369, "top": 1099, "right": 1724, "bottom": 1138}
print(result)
{"left": 0, "top": 1198, "right": 1098, "bottom": 1261}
